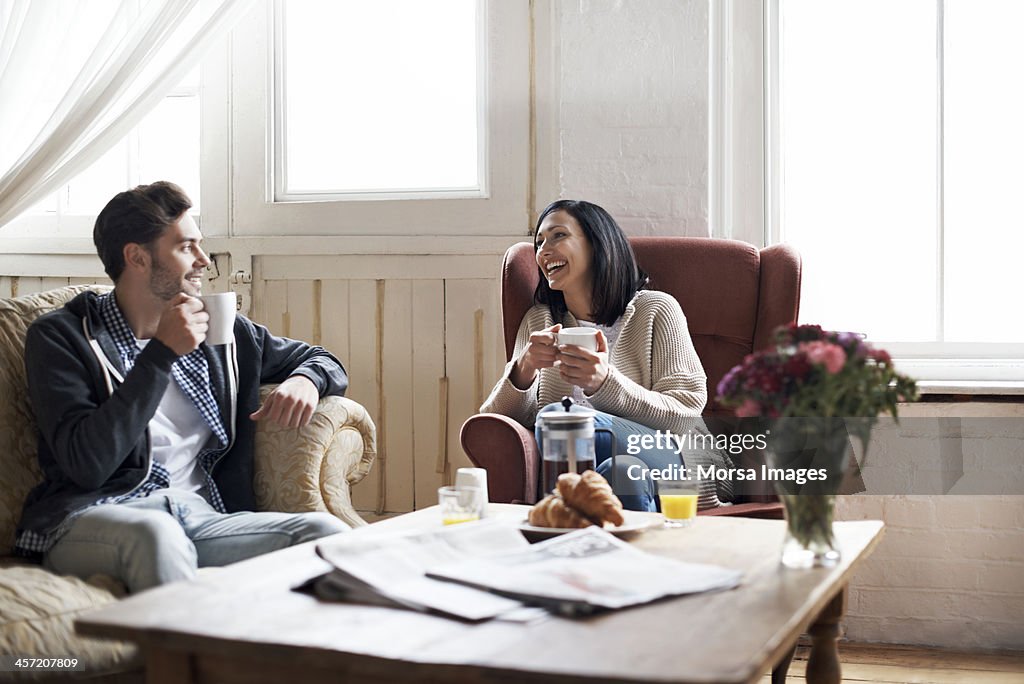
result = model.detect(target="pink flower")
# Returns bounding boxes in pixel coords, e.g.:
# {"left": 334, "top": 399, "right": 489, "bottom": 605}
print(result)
{"left": 735, "top": 399, "right": 762, "bottom": 417}
{"left": 799, "top": 341, "right": 846, "bottom": 374}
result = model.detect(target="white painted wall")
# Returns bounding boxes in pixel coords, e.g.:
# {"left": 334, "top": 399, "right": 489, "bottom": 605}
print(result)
{"left": 554, "top": 0, "right": 710, "bottom": 237}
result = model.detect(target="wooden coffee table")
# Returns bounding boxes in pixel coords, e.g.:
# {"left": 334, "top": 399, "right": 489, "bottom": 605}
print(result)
{"left": 77, "top": 504, "right": 883, "bottom": 684}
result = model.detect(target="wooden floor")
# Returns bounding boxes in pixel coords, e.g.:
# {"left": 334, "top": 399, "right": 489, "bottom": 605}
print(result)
{"left": 763, "top": 642, "right": 1024, "bottom": 683}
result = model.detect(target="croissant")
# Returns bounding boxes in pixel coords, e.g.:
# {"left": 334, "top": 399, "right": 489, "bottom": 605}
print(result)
{"left": 528, "top": 494, "right": 592, "bottom": 529}
{"left": 556, "top": 471, "right": 625, "bottom": 527}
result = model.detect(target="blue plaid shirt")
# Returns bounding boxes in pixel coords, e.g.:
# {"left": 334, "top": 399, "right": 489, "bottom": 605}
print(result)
{"left": 15, "top": 293, "right": 230, "bottom": 555}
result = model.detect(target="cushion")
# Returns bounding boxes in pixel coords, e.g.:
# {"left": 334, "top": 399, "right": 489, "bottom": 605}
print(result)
{"left": 0, "top": 563, "right": 137, "bottom": 675}
{"left": 0, "top": 286, "right": 109, "bottom": 555}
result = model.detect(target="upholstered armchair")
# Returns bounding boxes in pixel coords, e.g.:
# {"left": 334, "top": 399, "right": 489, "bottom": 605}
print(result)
{"left": 460, "top": 237, "right": 801, "bottom": 516}
{"left": 0, "top": 285, "right": 375, "bottom": 679}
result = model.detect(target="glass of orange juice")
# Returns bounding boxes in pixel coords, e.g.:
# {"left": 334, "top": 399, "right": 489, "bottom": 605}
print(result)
{"left": 438, "top": 485, "right": 484, "bottom": 525}
{"left": 658, "top": 477, "right": 699, "bottom": 528}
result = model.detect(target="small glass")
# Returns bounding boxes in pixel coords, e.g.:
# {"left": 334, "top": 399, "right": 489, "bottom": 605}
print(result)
{"left": 438, "top": 485, "right": 485, "bottom": 525}
{"left": 658, "top": 478, "right": 699, "bottom": 528}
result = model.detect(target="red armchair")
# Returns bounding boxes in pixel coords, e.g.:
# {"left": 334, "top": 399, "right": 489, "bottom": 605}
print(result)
{"left": 460, "top": 237, "right": 801, "bottom": 517}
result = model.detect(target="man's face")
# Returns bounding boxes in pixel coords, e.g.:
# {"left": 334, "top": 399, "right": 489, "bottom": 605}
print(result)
{"left": 146, "top": 214, "right": 209, "bottom": 300}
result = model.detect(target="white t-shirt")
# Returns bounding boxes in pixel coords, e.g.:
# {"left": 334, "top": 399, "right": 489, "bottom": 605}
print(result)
{"left": 138, "top": 340, "right": 211, "bottom": 492}
{"left": 570, "top": 317, "right": 624, "bottom": 408}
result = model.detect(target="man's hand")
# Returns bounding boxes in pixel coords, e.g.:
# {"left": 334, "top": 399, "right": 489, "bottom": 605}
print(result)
{"left": 557, "top": 329, "right": 610, "bottom": 395}
{"left": 249, "top": 375, "right": 319, "bottom": 428}
{"left": 511, "top": 323, "right": 561, "bottom": 389}
{"left": 155, "top": 294, "right": 209, "bottom": 356}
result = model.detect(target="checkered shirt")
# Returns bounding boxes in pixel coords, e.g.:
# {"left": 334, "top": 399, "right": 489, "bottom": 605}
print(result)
{"left": 14, "top": 294, "right": 230, "bottom": 556}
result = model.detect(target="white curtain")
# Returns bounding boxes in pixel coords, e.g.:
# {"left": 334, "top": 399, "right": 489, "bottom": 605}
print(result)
{"left": 0, "top": 0, "right": 255, "bottom": 229}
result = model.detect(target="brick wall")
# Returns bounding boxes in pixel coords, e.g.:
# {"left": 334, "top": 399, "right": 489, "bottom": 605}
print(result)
{"left": 834, "top": 403, "right": 1024, "bottom": 649}
{"left": 838, "top": 495, "right": 1024, "bottom": 650}
{"left": 556, "top": 0, "right": 709, "bottom": 237}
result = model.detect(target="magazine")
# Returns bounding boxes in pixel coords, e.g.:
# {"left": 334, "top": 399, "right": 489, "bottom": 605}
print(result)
{"left": 314, "top": 518, "right": 741, "bottom": 620}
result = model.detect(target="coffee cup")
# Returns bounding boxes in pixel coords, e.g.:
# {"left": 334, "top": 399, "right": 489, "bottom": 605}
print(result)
{"left": 555, "top": 327, "right": 599, "bottom": 351}
{"left": 199, "top": 292, "right": 237, "bottom": 346}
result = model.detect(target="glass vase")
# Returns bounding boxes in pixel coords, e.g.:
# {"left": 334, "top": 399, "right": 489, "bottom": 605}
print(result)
{"left": 778, "top": 494, "right": 840, "bottom": 568}
{"left": 765, "top": 417, "right": 856, "bottom": 569}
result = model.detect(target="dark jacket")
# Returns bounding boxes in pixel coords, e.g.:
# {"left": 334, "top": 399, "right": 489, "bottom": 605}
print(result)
{"left": 17, "top": 291, "right": 348, "bottom": 540}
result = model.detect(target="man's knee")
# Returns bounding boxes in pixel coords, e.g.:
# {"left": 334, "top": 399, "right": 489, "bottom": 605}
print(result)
{"left": 125, "top": 512, "right": 195, "bottom": 563}
{"left": 292, "top": 512, "right": 349, "bottom": 543}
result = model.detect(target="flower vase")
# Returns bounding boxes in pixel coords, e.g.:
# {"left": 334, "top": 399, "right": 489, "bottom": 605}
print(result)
{"left": 766, "top": 417, "right": 854, "bottom": 569}
{"left": 778, "top": 494, "right": 840, "bottom": 569}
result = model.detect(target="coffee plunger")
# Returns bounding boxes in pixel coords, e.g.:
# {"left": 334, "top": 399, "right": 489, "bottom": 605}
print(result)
{"left": 537, "top": 397, "right": 615, "bottom": 495}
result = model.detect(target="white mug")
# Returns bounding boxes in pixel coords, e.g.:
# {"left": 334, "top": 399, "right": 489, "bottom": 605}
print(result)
{"left": 555, "top": 327, "right": 599, "bottom": 351}
{"left": 199, "top": 292, "right": 237, "bottom": 346}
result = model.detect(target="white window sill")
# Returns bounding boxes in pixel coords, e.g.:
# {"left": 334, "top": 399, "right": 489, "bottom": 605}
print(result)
{"left": 916, "top": 381, "right": 1024, "bottom": 396}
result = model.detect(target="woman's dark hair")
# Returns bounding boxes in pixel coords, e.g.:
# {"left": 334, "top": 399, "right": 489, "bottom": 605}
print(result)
{"left": 93, "top": 181, "right": 192, "bottom": 281}
{"left": 533, "top": 199, "right": 646, "bottom": 325}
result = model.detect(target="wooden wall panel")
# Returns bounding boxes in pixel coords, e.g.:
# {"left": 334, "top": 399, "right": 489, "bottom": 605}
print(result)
{"left": 251, "top": 259, "right": 506, "bottom": 516}
{"left": 319, "top": 280, "right": 351, "bottom": 375}
{"left": 411, "top": 280, "right": 445, "bottom": 508}
{"left": 346, "top": 280, "right": 382, "bottom": 513}
{"left": 443, "top": 279, "right": 505, "bottom": 478}
{"left": 259, "top": 278, "right": 289, "bottom": 338}
{"left": 0, "top": 276, "right": 110, "bottom": 298}
{"left": 284, "top": 280, "right": 315, "bottom": 343}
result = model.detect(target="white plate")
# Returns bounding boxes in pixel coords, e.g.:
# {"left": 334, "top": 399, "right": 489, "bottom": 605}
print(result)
{"left": 518, "top": 510, "right": 658, "bottom": 542}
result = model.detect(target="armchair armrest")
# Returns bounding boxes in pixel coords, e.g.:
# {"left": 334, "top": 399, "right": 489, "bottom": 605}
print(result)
{"left": 253, "top": 387, "right": 376, "bottom": 528}
{"left": 460, "top": 413, "right": 540, "bottom": 504}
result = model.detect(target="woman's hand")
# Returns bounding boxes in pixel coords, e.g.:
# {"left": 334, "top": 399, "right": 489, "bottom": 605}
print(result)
{"left": 557, "top": 330, "right": 610, "bottom": 394}
{"left": 511, "top": 324, "right": 561, "bottom": 389}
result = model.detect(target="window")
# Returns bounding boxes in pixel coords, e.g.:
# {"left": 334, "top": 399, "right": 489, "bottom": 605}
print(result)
{"left": 276, "top": 0, "right": 481, "bottom": 199}
{"left": 769, "top": 0, "right": 1024, "bottom": 379}
{"left": 226, "top": 0, "right": 529, "bottom": 236}
{"left": 11, "top": 69, "right": 201, "bottom": 237}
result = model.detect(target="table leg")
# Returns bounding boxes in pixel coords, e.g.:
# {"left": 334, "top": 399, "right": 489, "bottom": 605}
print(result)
{"left": 145, "top": 645, "right": 194, "bottom": 684}
{"left": 771, "top": 645, "right": 796, "bottom": 684}
{"left": 805, "top": 589, "right": 845, "bottom": 684}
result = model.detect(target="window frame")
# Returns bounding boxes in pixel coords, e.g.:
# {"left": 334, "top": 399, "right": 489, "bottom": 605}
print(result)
{"left": 710, "top": 0, "right": 1024, "bottom": 382}
{"left": 270, "top": 0, "right": 488, "bottom": 202}
{"left": 220, "top": 0, "right": 530, "bottom": 237}
{"left": 2, "top": 80, "right": 201, "bottom": 239}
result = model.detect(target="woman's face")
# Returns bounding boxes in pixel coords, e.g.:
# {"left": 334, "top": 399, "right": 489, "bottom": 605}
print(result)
{"left": 535, "top": 209, "right": 594, "bottom": 297}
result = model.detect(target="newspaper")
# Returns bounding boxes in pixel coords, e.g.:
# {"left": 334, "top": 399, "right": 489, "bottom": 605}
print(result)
{"left": 427, "top": 526, "right": 742, "bottom": 616}
{"left": 314, "top": 519, "right": 530, "bottom": 620}
{"left": 315, "top": 518, "right": 741, "bottom": 620}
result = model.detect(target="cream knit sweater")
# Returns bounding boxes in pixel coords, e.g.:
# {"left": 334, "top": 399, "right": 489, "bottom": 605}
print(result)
{"left": 480, "top": 290, "right": 708, "bottom": 433}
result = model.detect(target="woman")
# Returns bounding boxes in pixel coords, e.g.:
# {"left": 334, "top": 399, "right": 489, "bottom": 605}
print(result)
{"left": 480, "top": 200, "right": 733, "bottom": 511}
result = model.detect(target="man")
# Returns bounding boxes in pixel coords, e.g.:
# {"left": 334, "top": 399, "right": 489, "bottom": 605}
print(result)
{"left": 15, "top": 181, "right": 350, "bottom": 592}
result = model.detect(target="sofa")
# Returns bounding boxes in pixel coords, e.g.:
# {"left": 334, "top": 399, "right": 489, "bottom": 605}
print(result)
{"left": 0, "top": 286, "right": 376, "bottom": 682}
{"left": 461, "top": 237, "right": 802, "bottom": 513}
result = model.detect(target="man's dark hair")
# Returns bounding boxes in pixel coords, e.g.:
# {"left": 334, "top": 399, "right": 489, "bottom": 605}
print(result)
{"left": 93, "top": 181, "right": 192, "bottom": 281}
{"left": 533, "top": 199, "right": 647, "bottom": 326}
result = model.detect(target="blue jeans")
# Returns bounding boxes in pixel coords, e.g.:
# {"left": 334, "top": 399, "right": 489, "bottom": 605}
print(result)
{"left": 536, "top": 403, "right": 684, "bottom": 512}
{"left": 44, "top": 489, "right": 349, "bottom": 593}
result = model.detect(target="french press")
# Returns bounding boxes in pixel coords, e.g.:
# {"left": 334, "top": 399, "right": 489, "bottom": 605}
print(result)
{"left": 537, "top": 397, "right": 616, "bottom": 495}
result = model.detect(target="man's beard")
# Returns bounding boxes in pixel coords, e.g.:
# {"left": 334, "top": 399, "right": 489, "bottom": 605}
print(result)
{"left": 150, "top": 259, "right": 199, "bottom": 300}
